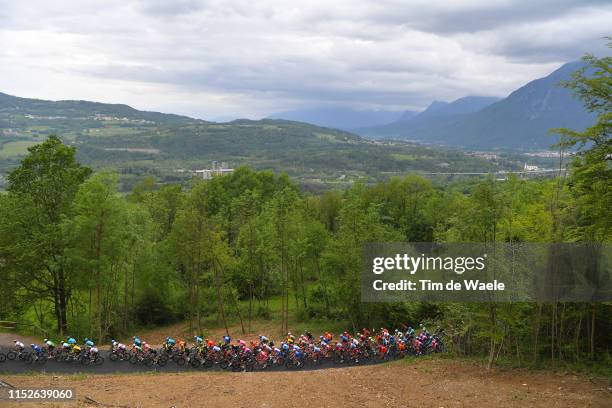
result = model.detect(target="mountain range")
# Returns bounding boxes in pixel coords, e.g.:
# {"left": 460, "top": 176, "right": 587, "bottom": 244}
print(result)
{"left": 0, "top": 92, "right": 504, "bottom": 190}
{"left": 267, "top": 107, "right": 414, "bottom": 130}
{"left": 355, "top": 61, "right": 595, "bottom": 149}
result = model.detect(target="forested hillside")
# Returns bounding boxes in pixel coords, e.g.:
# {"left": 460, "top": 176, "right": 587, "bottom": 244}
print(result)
{"left": 0, "top": 93, "right": 512, "bottom": 191}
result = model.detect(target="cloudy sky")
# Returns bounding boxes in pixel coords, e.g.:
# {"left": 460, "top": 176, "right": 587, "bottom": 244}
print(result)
{"left": 1, "top": 0, "right": 610, "bottom": 120}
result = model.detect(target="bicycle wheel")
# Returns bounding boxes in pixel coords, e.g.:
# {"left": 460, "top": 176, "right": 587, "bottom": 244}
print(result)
{"left": 0, "top": 353, "right": 6, "bottom": 363}
{"left": 94, "top": 356, "right": 104, "bottom": 366}
{"left": 157, "top": 356, "right": 168, "bottom": 367}
{"left": 6, "top": 351, "right": 16, "bottom": 360}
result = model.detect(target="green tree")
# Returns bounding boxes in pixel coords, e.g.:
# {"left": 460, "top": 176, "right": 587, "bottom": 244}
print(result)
{"left": 554, "top": 46, "right": 611, "bottom": 242}
{"left": 553, "top": 45, "right": 611, "bottom": 360}
{"left": 68, "top": 172, "right": 132, "bottom": 341}
{"left": 3, "top": 136, "right": 91, "bottom": 334}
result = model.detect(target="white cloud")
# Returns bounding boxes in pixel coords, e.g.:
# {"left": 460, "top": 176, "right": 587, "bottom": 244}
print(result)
{"left": 0, "top": 0, "right": 610, "bottom": 119}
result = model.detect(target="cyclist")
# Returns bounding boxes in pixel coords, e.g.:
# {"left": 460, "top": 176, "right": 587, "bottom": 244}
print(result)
{"left": 222, "top": 335, "right": 231, "bottom": 349}
{"left": 13, "top": 340, "right": 25, "bottom": 352}
{"left": 142, "top": 341, "right": 154, "bottom": 354}
{"left": 84, "top": 338, "right": 95, "bottom": 349}
{"left": 163, "top": 337, "right": 176, "bottom": 352}
{"left": 43, "top": 338, "right": 56, "bottom": 352}
{"left": 111, "top": 339, "right": 127, "bottom": 353}
{"left": 71, "top": 343, "right": 82, "bottom": 358}
{"left": 30, "top": 343, "right": 44, "bottom": 358}
{"left": 89, "top": 344, "right": 99, "bottom": 358}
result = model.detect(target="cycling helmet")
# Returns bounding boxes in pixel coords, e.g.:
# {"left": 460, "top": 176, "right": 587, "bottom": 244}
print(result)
{"left": 223, "top": 335, "right": 231, "bottom": 344}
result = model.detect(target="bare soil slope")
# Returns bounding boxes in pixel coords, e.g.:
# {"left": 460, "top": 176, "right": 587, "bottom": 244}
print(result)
{"left": 2, "top": 359, "right": 609, "bottom": 408}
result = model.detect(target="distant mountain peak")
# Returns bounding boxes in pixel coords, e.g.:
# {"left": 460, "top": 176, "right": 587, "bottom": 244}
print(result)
{"left": 267, "top": 106, "right": 408, "bottom": 130}
{"left": 410, "top": 96, "right": 501, "bottom": 122}
{"left": 424, "top": 100, "right": 449, "bottom": 112}
{"left": 355, "top": 61, "right": 594, "bottom": 149}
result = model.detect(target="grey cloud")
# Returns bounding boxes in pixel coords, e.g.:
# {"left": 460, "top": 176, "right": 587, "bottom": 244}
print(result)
{"left": 358, "top": 0, "right": 611, "bottom": 34}
{"left": 1, "top": 0, "right": 610, "bottom": 118}
{"left": 138, "top": 0, "right": 206, "bottom": 16}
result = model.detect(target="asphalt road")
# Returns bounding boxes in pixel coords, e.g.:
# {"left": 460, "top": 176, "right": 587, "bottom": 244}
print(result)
{"left": 0, "top": 357, "right": 213, "bottom": 374}
{"left": 0, "top": 352, "right": 384, "bottom": 374}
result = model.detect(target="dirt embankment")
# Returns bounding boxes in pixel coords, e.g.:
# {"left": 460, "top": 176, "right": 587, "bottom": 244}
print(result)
{"left": 2, "top": 359, "right": 610, "bottom": 408}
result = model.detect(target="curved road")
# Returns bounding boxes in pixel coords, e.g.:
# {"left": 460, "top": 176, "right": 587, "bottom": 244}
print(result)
{"left": 0, "top": 353, "right": 386, "bottom": 374}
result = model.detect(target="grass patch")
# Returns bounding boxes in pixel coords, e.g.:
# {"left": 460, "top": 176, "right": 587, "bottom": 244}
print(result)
{"left": 0, "top": 141, "right": 38, "bottom": 158}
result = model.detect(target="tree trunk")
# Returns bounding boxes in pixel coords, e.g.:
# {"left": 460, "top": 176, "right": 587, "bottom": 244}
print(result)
{"left": 533, "top": 303, "right": 542, "bottom": 364}
{"left": 213, "top": 261, "right": 229, "bottom": 336}
{"left": 299, "top": 262, "right": 307, "bottom": 309}
{"left": 574, "top": 309, "right": 582, "bottom": 362}
{"left": 315, "top": 259, "right": 330, "bottom": 316}
{"left": 551, "top": 302, "right": 557, "bottom": 363}
{"left": 123, "top": 264, "right": 129, "bottom": 332}
{"left": 486, "top": 303, "right": 497, "bottom": 370}
{"left": 233, "top": 290, "right": 246, "bottom": 335}
{"left": 57, "top": 270, "right": 68, "bottom": 335}
{"left": 589, "top": 305, "right": 595, "bottom": 360}
{"left": 248, "top": 282, "right": 253, "bottom": 333}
